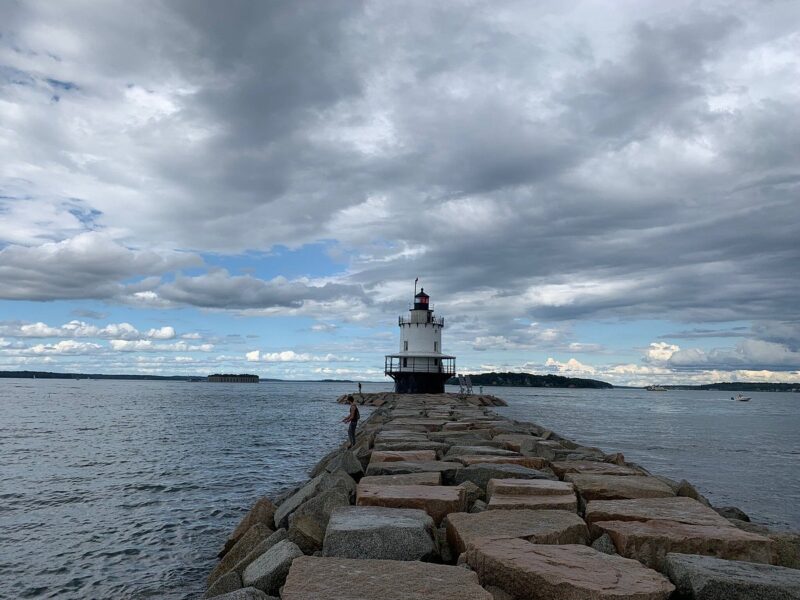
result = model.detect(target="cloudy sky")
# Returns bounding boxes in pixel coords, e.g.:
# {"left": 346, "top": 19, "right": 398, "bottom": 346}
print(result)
{"left": 1, "top": 0, "right": 799, "bottom": 385}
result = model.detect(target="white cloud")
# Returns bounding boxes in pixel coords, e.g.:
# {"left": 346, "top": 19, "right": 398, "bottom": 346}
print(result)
{"left": 27, "top": 340, "right": 102, "bottom": 355}
{"left": 644, "top": 342, "right": 681, "bottom": 363}
{"left": 146, "top": 326, "right": 175, "bottom": 340}
{"left": 246, "top": 349, "right": 358, "bottom": 363}
{"left": 109, "top": 340, "right": 214, "bottom": 352}
{"left": 543, "top": 357, "right": 598, "bottom": 376}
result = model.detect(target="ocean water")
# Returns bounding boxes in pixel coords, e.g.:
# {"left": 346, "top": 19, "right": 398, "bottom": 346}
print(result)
{"left": 1, "top": 380, "right": 797, "bottom": 599}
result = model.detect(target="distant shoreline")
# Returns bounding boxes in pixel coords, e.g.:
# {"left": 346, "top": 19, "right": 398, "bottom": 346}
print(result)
{"left": 1, "top": 370, "right": 796, "bottom": 391}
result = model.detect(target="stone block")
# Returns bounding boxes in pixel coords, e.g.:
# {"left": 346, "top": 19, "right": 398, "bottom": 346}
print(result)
{"left": 444, "top": 446, "right": 521, "bottom": 460}
{"left": 454, "top": 455, "right": 547, "bottom": 469}
{"left": 373, "top": 441, "right": 449, "bottom": 454}
{"left": 364, "top": 460, "right": 462, "bottom": 480}
{"left": 208, "top": 523, "right": 273, "bottom": 587}
{"left": 281, "top": 556, "right": 493, "bottom": 600}
{"left": 359, "top": 472, "right": 442, "bottom": 486}
{"left": 232, "top": 528, "right": 288, "bottom": 578}
{"left": 551, "top": 460, "right": 645, "bottom": 479}
{"left": 488, "top": 493, "right": 577, "bottom": 512}
{"left": 487, "top": 478, "right": 573, "bottom": 498}
{"left": 585, "top": 497, "right": 733, "bottom": 528}
{"left": 592, "top": 519, "right": 775, "bottom": 571}
{"left": 212, "top": 589, "right": 274, "bottom": 600}
{"left": 220, "top": 497, "right": 277, "bottom": 557}
{"left": 322, "top": 506, "right": 437, "bottom": 561}
{"left": 370, "top": 450, "right": 438, "bottom": 463}
{"left": 566, "top": 474, "right": 676, "bottom": 501}
{"left": 242, "top": 539, "right": 303, "bottom": 595}
{"left": 356, "top": 483, "right": 466, "bottom": 524}
{"left": 450, "top": 463, "right": 553, "bottom": 489}
{"left": 287, "top": 487, "right": 350, "bottom": 554}
{"left": 324, "top": 449, "right": 364, "bottom": 480}
{"left": 204, "top": 570, "right": 242, "bottom": 598}
{"left": 491, "top": 434, "right": 541, "bottom": 453}
{"left": 429, "top": 429, "right": 492, "bottom": 442}
{"left": 446, "top": 509, "right": 589, "bottom": 555}
{"left": 664, "top": 552, "right": 800, "bottom": 599}
{"left": 467, "top": 539, "right": 674, "bottom": 600}
{"left": 274, "top": 470, "right": 356, "bottom": 529}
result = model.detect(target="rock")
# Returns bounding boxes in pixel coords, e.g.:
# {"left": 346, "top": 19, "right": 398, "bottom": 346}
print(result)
{"left": 324, "top": 450, "right": 364, "bottom": 480}
{"left": 435, "top": 526, "right": 453, "bottom": 562}
{"left": 604, "top": 452, "right": 626, "bottom": 465}
{"left": 242, "top": 539, "right": 303, "bottom": 595}
{"left": 550, "top": 460, "right": 644, "bottom": 479}
{"left": 220, "top": 497, "right": 278, "bottom": 558}
{"left": 457, "top": 480, "right": 484, "bottom": 505}
{"left": 444, "top": 446, "right": 521, "bottom": 460}
{"left": 467, "top": 539, "right": 674, "bottom": 600}
{"left": 211, "top": 588, "right": 274, "bottom": 600}
{"left": 714, "top": 505, "right": 751, "bottom": 522}
{"left": 453, "top": 455, "right": 548, "bottom": 469}
{"left": 676, "top": 479, "right": 711, "bottom": 506}
{"left": 370, "top": 450, "right": 438, "bottom": 463}
{"left": 592, "top": 533, "right": 618, "bottom": 555}
{"left": 208, "top": 523, "right": 273, "bottom": 587}
{"left": 445, "top": 509, "right": 589, "bottom": 555}
{"left": 281, "top": 556, "right": 493, "bottom": 600}
{"left": 592, "top": 519, "right": 775, "bottom": 571}
{"left": 565, "top": 474, "right": 676, "bottom": 501}
{"left": 491, "top": 434, "right": 541, "bottom": 453}
{"left": 364, "top": 460, "right": 462, "bottom": 480}
{"left": 322, "top": 506, "right": 437, "bottom": 561}
{"left": 487, "top": 478, "right": 574, "bottom": 499}
{"left": 231, "top": 529, "right": 288, "bottom": 578}
{"left": 664, "top": 552, "right": 800, "bottom": 599}
{"left": 385, "top": 418, "right": 448, "bottom": 431}
{"left": 449, "top": 463, "right": 553, "bottom": 489}
{"left": 488, "top": 493, "right": 577, "bottom": 512}
{"left": 585, "top": 497, "right": 734, "bottom": 529}
{"left": 429, "top": 429, "right": 492, "bottom": 442}
{"left": 485, "top": 585, "right": 514, "bottom": 600}
{"left": 359, "top": 472, "right": 442, "bottom": 486}
{"left": 274, "top": 470, "right": 356, "bottom": 529}
{"left": 372, "top": 441, "right": 450, "bottom": 454}
{"left": 356, "top": 484, "right": 466, "bottom": 524}
{"left": 470, "top": 500, "right": 487, "bottom": 513}
{"left": 204, "top": 571, "right": 242, "bottom": 598}
{"left": 287, "top": 487, "right": 350, "bottom": 554}
{"left": 770, "top": 531, "right": 800, "bottom": 569}
{"left": 374, "top": 431, "right": 430, "bottom": 443}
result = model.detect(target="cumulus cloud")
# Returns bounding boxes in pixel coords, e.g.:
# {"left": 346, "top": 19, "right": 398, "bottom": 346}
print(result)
{"left": 109, "top": 340, "right": 214, "bottom": 352}
{"left": 246, "top": 350, "right": 358, "bottom": 363}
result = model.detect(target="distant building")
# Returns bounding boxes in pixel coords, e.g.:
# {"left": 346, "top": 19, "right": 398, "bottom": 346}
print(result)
{"left": 385, "top": 287, "right": 455, "bottom": 393}
{"left": 208, "top": 374, "right": 259, "bottom": 383}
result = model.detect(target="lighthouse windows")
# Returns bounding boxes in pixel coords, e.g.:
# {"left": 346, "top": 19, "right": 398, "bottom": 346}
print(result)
{"left": 434, "top": 341, "right": 438, "bottom": 352}
{"left": 404, "top": 341, "right": 408, "bottom": 351}
{"left": 403, "top": 357, "right": 408, "bottom": 367}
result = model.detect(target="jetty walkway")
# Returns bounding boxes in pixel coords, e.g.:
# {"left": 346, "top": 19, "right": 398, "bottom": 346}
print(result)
{"left": 204, "top": 393, "right": 800, "bottom": 599}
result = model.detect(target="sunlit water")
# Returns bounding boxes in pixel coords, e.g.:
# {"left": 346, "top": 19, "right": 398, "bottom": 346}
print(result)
{"left": 1, "top": 380, "right": 797, "bottom": 599}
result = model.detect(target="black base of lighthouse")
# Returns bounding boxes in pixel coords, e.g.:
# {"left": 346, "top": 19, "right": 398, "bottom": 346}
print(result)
{"left": 391, "top": 373, "right": 450, "bottom": 394}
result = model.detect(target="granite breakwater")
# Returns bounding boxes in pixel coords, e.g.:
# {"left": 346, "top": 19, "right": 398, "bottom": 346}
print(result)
{"left": 203, "top": 392, "right": 800, "bottom": 599}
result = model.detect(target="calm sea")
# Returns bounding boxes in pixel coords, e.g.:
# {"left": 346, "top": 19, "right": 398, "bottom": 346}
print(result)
{"left": 1, "top": 380, "right": 797, "bottom": 599}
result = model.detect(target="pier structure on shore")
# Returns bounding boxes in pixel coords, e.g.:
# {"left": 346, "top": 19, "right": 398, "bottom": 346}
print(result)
{"left": 205, "top": 392, "right": 800, "bottom": 600}
{"left": 385, "top": 288, "right": 455, "bottom": 394}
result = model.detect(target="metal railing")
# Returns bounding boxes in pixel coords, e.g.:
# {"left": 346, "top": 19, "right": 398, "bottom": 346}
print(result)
{"left": 385, "top": 356, "right": 456, "bottom": 376}
{"left": 398, "top": 315, "right": 445, "bottom": 327}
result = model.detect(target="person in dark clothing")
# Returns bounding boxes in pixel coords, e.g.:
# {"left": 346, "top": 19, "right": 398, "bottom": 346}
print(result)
{"left": 358, "top": 382, "right": 362, "bottom": 395}
{"left": 342, "top": 395, "right": 360, "bottom": 447}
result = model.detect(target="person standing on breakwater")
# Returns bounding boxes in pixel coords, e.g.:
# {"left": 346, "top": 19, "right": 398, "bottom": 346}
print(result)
{"left": 342, "top": 395, "right": 360, "bottom": 447}
{"left": 358, "top": 382, "right": 362, "bottom": 395}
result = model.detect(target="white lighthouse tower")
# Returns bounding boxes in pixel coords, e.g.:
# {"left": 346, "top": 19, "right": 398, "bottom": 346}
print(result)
{"left": 384, "top": 286, "right": 455, "bottom": 393}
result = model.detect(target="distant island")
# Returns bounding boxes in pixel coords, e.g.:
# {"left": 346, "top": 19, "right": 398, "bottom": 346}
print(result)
{"left": 447, "top": 371, "right": 613, "bottom": 389}
{"left": 0, "top": 370, "right": 352, "bottom": 383}
{"left": 655, "top": 382, "right": 800, "bottom": 393}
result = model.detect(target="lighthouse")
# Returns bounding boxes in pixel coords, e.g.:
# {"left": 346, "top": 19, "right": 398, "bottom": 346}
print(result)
{"left": 384, "top": 287, "right": 456, "bottom": 393}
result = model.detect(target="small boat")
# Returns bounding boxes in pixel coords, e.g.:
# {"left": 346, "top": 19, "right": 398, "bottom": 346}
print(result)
{"left": 734, "top": 393, "right": 751, "bottom": 402}
{"left": 645, "top": 385, "right": 667, "bottom": 391}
